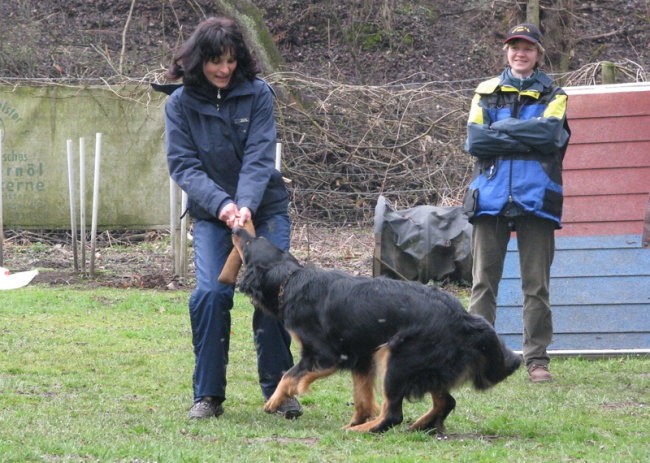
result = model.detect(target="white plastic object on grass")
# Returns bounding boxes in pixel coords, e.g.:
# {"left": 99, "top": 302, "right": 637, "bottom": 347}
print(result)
{"left": 0, "top": 267, "right": 39, "bottom": 290}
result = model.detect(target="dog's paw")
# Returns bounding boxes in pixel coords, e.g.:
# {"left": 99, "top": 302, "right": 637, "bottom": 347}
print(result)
{"left": 263, "top": 402, "right": 279, "bottom": 414}
{"left": 346, "top": 420, "right": 379, "bottom": 433}
{"left": 263, "top": 395, "right": 284, "bottom": 413}
{"left": 342, "top": 420, "right": 364, "bottom": 430}
{"left": 348, "top": 407, "right": 379, "bottom": 426}
{"left": 345, "top": 415, "right": 372, "bottom": 428}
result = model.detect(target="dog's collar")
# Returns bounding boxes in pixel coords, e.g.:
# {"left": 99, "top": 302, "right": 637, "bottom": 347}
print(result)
{"left": 277, "top": 270, "right": 295, "bottom": 306}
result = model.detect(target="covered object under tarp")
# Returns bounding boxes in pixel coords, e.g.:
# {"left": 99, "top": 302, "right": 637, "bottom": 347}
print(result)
{"left": 373, "top": 195, "right": 472, "bottom": 284}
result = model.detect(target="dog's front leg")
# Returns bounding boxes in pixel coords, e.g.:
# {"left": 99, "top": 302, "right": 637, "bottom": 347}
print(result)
{"left": 265, "top": 363, "right": 338, "bottom": 413}
{"left": 344, "top": 369, "right": 379, "bottom": 428}
{"left": 347, "top": 398, "right": 404, "bottom": 433}
{"left": 264, "top": 365, "right": 303, "bottom": 413}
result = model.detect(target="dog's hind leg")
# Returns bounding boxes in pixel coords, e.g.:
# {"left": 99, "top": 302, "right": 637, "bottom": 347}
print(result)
{"left": 408, "top": 391, "right": 456, "bottom": 435}
{"left": 344, "top": 369, "right": 379, "bottom": 428}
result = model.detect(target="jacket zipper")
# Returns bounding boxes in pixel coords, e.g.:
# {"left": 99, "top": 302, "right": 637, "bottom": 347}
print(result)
{"left": 505, "top": 155, "right": 514, "bottom": 209}
{"left": 507, "top": 91, "right": 521, "bottom": 208}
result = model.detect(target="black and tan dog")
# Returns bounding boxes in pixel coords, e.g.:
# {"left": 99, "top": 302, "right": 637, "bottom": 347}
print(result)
{"left": 233, "top": 227, "right": 520, "bottom": 434}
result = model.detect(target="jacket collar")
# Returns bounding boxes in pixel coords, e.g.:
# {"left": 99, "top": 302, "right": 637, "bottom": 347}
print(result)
{"left": 176, "top": 78, "right": 256, "bottom": 114}
{"left": 499, "top": 67, "right": 553, "bottom": 93}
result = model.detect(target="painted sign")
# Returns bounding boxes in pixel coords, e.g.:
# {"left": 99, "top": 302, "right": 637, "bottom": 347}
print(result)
{"left": 0, "top": 84, "right": 168, "bottom": 228}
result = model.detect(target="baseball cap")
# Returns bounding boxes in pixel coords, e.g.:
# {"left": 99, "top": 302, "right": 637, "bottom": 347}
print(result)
{"left": 504, "top": 23, "right": 542, "bottom": 45}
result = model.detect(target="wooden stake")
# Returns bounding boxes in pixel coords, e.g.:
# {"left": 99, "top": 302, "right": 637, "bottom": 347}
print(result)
{"left": 66, "top": 139, "right": 79, "bottom": 271}
{"left": 90, "top": 133, "right": 102, "bottom": 276}
{"left": 79, "top": 137, "right": 87, "bottom": 273}
{"left": 0, "top": 130, "right": 4, "bottom": 267}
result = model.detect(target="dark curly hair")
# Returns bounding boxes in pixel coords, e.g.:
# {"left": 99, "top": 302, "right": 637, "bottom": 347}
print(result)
{"left": 167, "top": 16, "right": 260, "bottom": 86}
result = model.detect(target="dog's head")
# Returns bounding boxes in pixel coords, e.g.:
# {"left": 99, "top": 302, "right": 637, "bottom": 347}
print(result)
{"left": 232, "top": 226, "right": 302, "bottom": 317}
{"left": 465, "top": 315, "right": 521, "bottom": 390}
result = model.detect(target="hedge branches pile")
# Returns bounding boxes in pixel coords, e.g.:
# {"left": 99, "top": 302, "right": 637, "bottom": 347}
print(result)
{"left": 267, "top": 72, "right": 475, "bottom": 226}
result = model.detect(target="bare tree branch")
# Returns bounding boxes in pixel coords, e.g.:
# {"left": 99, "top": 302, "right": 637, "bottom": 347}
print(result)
{"left": 119, "top": 0, "right": 137, "bottom": 75}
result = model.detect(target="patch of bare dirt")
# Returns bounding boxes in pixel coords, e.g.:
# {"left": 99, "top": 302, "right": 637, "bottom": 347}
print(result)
{"left": 1, "top": 227, "right": 375, "bottom": 290}
{"left": 1, "top": 230, "right": 180, "bottom": 289}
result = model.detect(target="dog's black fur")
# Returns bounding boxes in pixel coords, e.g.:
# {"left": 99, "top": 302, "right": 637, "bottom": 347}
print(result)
{"left": 234, "top": 227, "right": 521, "bottom": 433}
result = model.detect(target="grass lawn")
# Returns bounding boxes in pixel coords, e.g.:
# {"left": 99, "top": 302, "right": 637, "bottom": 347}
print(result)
{"left": 0, "top": 286, "right": 648, "bottom": 462}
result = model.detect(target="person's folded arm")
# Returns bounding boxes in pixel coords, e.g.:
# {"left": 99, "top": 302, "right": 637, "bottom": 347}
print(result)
{"left": 165, "top": 97, "right": 232, "bottom": 218}
{"left": 489, "top": 93, "right": 570, "bottom": 155}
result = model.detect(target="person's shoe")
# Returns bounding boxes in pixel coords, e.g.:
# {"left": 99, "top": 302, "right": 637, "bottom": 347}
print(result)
{"left": 274, "top": 396, "right": 303, "bottom": 419}
{"left": 188, "top": 397, "right": 224, "bottom": 419}
{"left": 528, "top": 364, "right": 553, "bottom": 383}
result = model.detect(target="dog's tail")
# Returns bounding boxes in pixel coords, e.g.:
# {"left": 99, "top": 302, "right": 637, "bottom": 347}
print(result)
{"left": 385, "top": 326, "right": 426, "bottom": 352}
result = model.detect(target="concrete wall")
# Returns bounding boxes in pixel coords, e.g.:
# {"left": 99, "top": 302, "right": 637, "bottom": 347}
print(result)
{"left": 0, "top": 84, "right": 168, "bottom": 229}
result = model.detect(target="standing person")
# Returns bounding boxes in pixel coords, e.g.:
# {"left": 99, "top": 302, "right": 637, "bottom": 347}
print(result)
{"left": 158, "top": 16, "right": 302, "bottom": 419}
{"left": 463, "top": 23, "right": 571, "bottom": 383}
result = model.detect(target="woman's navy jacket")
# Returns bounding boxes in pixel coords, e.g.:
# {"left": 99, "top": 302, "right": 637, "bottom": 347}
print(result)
{"left": 162, "top": 78, "right": 288, "bottom": 222}
{"left": 464, "top": 69, "right": 571, "bottom": 227}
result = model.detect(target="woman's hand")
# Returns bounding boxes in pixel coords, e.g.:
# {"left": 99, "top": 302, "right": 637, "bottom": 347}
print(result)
{"left": 236, "top": 207, "right": 252, "bottom": 228}
{"left": 219, "top": 202, "right": 239, "bottom": 229}
{"left": 218, "top": 203, "right": 252, "bottom": 229}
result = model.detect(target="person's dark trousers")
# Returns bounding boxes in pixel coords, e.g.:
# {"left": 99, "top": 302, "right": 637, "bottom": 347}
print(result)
{"left": 251, "top": 215, "right": 294, "bottom": 399}
{"left": 468, "top": 214, "right": 555, "bottom": 368}
{"left": 189, "top": 214, "right": 294, "bottom": 404}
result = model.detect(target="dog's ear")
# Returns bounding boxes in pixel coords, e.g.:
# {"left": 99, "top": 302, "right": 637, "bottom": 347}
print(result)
{"left": 465, "top": 315, "right": 520, "bottom": 388}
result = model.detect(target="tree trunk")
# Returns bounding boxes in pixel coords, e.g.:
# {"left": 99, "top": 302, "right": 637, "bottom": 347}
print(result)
{"left": 540, "top": 0, "right": 574, "bottom": 74}
{"left": 526, "top": 0, "right": 540, "bottom": 26}
{"left": 215, "top": 0, "right": 284, "bottom": 74}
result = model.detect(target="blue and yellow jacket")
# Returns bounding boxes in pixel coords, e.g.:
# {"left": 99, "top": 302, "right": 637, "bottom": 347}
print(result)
{"left": 463, "top": 68, "right": 571, "bottom": 227}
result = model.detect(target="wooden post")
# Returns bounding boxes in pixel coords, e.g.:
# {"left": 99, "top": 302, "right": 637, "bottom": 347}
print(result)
{"left": 66, "top": 139, "right": 79, "bottom": 271}
{"left": 90, "top": 133, "right": 102, "bottom": 277}
{"left": 79, "top": 137, "right": 87, "bottom": 273}
{"left": 275, "top": 142, "right": 282, "bottom": 171}
{"left": 601, "top": 61, "right": 617, "bottom": 84}
{"left": 169, "top": 180, "right": 188, "bottom": 277}
{"left": 179, "top": 190, "right": 188, "bottom": 277}
{"left": 169, "top": 179, "right": 178, "bottom": 274}
{"left": 0, "top": 130, "right": 4, "bottom": 267}
{"left": 526, "top": 0, "right": 540, "bottom": 27}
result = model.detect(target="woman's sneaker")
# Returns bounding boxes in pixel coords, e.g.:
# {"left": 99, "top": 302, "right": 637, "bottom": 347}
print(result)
{"left": 188, "top": 397, "right": 224, "bottom": 419}
{"left": 274, "top": 397, "right": 303, "bottom": 419}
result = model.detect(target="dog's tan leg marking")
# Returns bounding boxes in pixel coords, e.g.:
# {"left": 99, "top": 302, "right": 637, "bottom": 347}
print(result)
{"left": 347, "top": 400, "right": 389, "bottom": 432}
{"left": 296, "top": 367, "right": 338, "bottom": 395}
{"left": 346, "top": 347, "right": 390, "bottom": 432}
{"left": 264, "top": 367, "right": 337, "bottom": 413}
{"left": 408, "top": 391, "right": 450, "bottom": 433}
{"left": 264, "top": 375, "right": 300, "bottom": 413}
{"left": 344, "top": 369, "right": 379, "bottom": 428}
